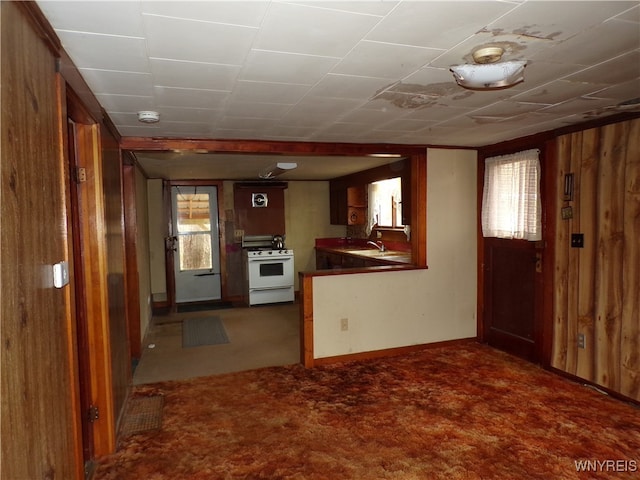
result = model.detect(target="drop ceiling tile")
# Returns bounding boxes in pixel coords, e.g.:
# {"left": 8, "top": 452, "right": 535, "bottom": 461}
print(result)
{"left": 566, "top": 50, "right": 640, "bottom": 85}
{"left": 294, "top": 1, "right": 398, "bottom": 16}
{"left": 55, "top": 31, "right": 149, "bottom": 73}
{"left": 154, "top": 86, "right": 229, "bottom": 109}
{"left": 484, "top": 1, "right": 638, "bottom": 42}
{"left": 535, "top": 19, "right": 640, "bottom": 66}
{"left": 319, "top": 122, "right": 376, "bottom": 137}
{"left": 239, "top": 50, "right": 340, "bottom": 85}
{"left": 402, "top": 104, "right": 477, "bottom": 122}
{"left": 309, "top": 74, "right": 391, "bottom": 100}
{"left": 615, "top": 4, "right": 640, "bottom": 22}
{"left": 78, "top": 69, "right": 153, "bottom": 96}
{"left": 252, "top": 2, "right": 382, "bottom": 57}
{"left": 512, "top": 79, "right": 609, "bottom": 104}
{"left": 288, "top": 96, "right": 364, "bottom": 117}
{"left": 160, "top": 122, "right": 214, "bottom": 136}
{"left": 519, "top": 61, "right": 585, "bottom": 87}
{"left": 332, "top": 41, "right": 443, "bottom": 80}
{"left": 150, "top": 58, "right": 240, "bottom": 91}
{"left": 339, "top": 105, "right": 407, "bottom": 124}
{"left": 94, "top": 94, "right": 155, "bottom": 113}
{"left": 230, "top": 81, "right": 311, "bottom": 104}
{"left": 151, "top": 107, "right": 222, "bottom": 124}
{"left": 263, "top": 125, "right": 318, "bottom": 139}
{"left": 143, "top": 14, "right": 257, "bottom": 64}
{"left": 374, "top": 118, "right": 437, "bottom": 133}
{"left": 141, "top": 1, "right": 270, "bottom": 27}
{"left": 36, "top": 1, "right": 143, "bottom": 36}
{"left": 217, "top": 116, "right": 280, "bottom": 131}
{"left": 365, "top": 1, "right": 516, "bottom": 49}
{"left": 541, "top": 96, "right": 628, "bottom": 116}
{"left": 587, "top": 78, "right": 640, "bottom": 103}
{"left": 470, "top": 101, "right": 552, "bottom": 118}
{"left": 221, "top": 101, "right": 291, "bottom": 119}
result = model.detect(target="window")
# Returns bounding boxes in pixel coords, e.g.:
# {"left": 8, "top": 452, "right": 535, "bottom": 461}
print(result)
{"left": 368, "top": 177, "right": 403, "bottom": 230}
{"left": 481, "top": 149, "right": 541, "bottom": 241}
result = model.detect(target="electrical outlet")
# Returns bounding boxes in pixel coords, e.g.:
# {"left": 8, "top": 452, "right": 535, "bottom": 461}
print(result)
{"left": 578, "top": 333, "right": 586, "bottom": 349}
{"left": 340, "top": 318, "right": 349, "bottom": 331}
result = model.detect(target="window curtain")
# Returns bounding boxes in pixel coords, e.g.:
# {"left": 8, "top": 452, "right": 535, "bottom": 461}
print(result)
{"left": 367, "top": 182, "right": 381, "bottom": 236}
{"left": 481, "top": 148, "right": 541, "bottom": 241}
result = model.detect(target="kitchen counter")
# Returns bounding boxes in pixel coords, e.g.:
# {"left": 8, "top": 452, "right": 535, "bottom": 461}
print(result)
{"left": 315, "top": 237, "right": 412, "bottom": 269}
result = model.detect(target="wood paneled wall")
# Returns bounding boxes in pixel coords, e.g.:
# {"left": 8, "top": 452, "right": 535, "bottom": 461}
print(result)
{"left": 0, "top": 2, "right": 82, "bottom": 478}
{"left": 100, "top": 124, "right": 131, "bottom": 435}
{"left": 552, "top": 118, "right": 640, "bottom": 401}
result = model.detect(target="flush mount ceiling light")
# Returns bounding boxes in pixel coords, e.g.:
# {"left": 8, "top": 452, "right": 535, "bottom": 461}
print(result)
{"left": 137, "top": 110, "right": 160, "bottom": 123}
{"left": 259, "top": 162, "right": 297, "bottom": 179}
{"left": 450, "top": 46, "right": 527, "bottom": 90}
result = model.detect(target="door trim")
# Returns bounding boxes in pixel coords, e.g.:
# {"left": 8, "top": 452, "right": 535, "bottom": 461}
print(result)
{"left": 67, "top": 88, "right": 116, "bottom": 456}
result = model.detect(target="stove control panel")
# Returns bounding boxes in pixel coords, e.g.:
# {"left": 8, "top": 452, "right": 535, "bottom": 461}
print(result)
{"left": 246, "top": 249, "right": 293, "bottom": 257}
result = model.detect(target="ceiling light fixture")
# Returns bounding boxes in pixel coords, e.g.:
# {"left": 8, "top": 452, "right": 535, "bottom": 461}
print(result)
{"left": 450, "top": 47, "right": 526, "bottom": 90}
{"left": 259, "top": 162, "right": 297, "bottom": 179}
{"left": 368, "top": 153, "right": 403, "bottom": 158}
{"left": 137, "top": 110, "right": 160, "bottom": 123}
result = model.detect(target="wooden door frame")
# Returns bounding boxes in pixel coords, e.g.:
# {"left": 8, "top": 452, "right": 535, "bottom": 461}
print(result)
{"left": 122, "top": 156, "right": 142, "bottom": 359}
{"left": 477, "top": 136, "right": 555, "bottom": 366}
{"left": 164, "top": 180, "right": 227, "bottom": 310}
{"left": 66, "top": 87, "right": 117, "bottom": 457}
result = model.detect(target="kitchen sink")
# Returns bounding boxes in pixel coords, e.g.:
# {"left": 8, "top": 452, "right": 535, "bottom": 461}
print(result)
{"left": 344, "top": 249, "right": 411, "bottom": 263}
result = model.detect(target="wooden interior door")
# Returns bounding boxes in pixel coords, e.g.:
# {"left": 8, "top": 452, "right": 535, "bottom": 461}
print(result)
{"left": 483, "top": 238, "right": 543, "bottom": 362}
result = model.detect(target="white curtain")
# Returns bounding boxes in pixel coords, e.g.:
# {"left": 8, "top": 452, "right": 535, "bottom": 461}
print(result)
{"left": 481, "top": 149, "right": 541, "bottom": 241}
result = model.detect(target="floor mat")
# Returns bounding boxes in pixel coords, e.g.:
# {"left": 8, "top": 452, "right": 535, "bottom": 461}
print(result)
{"left": 120, "top": 395, "right": 164, "bottom": 437}
{"left": 182, "top": 316, "right": 230, "bottom": 348}
{"left": 177, "top": 301, "right": 233, "bottom": 313}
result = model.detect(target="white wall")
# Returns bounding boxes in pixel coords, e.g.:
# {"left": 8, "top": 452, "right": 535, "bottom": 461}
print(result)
{"left": 147, "top": 178, "right": 167, "bottom": 301}
{"left": 285, "top": 181, "right": 346, "bottom": 290}
{"left": 312, "top": 148, "right": 478, "bottom": 358}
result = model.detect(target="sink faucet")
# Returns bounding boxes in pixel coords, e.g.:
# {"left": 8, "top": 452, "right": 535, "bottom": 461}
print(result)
{"left": 367, "top": 240, "right": 386, "bottom": 252}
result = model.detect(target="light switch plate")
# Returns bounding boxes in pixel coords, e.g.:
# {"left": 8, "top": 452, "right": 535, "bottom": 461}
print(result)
{"left": 53, "top": 261, "right": 69, "bottom": 288}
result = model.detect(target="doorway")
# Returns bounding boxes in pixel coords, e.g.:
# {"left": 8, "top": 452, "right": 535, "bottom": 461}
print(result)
{"left": 171, "top": 185, "right": 222, "bottom": 304}
{"left": 479, "top": 148, "right": 546, "bottom": 363}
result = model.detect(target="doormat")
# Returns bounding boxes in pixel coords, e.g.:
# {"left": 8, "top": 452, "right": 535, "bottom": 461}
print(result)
{"left": 120, "top": 395, "right": 164, "bottom": 437}
{"left": 177, "top": 301, "right": 233, "bottom": 313}
{"left": 182, "top": 316, "right": 230, "bottom": 348}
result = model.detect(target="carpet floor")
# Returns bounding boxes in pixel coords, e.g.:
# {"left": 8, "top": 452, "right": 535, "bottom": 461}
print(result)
{"left": 96, "top": 343, "right": 639, "bottom": 479}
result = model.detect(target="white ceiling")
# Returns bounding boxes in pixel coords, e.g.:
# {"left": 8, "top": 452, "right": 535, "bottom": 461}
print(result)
{"left": 37, "top": 0, "right": 640, "bottom": 179}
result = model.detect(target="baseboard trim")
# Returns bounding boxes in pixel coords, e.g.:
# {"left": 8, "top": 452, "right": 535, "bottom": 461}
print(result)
{"left": 545, "top": 366, "right": 639, "bottom": 407}
{"left": 313, "top": 337, "right": 478, "bottom": 367}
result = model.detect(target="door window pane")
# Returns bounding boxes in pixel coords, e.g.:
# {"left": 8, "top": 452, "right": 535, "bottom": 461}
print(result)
{"left": 176, "top": 193, "right": 211, "bottom": 233}
{"left": 179, "top": 234, "right": 212, "bottom": 271}
{"left": 482, "top": 149, "right": 541, "bottom": 241}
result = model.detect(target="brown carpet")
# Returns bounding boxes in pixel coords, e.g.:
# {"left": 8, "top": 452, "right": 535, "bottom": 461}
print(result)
{"left": 96, "top": 343, "right": 639, "bottom": 479}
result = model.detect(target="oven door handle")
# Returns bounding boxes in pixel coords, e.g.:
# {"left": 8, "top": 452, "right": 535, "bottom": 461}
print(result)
{"left": 248, "top": 257, "right": 292, "bottom": 262}
{"left": 249, "top": 286, "right": 293, "bottom": 292}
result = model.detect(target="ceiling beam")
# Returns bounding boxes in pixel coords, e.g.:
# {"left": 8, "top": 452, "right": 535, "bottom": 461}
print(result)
{"left": 120, "top": 137, "right": 432, "bottom": 157}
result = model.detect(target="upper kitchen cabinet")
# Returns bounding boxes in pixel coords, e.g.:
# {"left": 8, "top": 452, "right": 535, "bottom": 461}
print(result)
{"left": 329, "top": 159, "right": 411, "bottom": 226}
